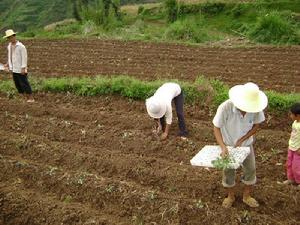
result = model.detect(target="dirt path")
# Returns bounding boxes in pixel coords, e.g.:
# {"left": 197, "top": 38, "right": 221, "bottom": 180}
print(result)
{"left": 0, "top": 93, "right": 299, "bottom": 225}
{"left": 1, "top": 39, "right": 299, "bottom": 93}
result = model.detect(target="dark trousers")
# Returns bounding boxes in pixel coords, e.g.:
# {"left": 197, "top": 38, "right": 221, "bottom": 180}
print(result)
{"left": 160, "top": 92, "right": 188, "bottom": 137}
{"left": 12, "top": 73, "right": 33, "bottom": 94}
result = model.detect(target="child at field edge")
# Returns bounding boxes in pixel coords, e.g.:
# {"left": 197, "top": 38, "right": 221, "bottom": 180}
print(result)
{"left": 283, "top": 103, "right": 300, "bottom": 188}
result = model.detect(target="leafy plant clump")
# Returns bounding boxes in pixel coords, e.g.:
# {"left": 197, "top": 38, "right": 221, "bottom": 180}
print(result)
{"left": 212, "top": 156, "right": 236, "bottom": 170}
{"left": 164, "top": 17, "right": 213, "bottom": 43}
{"left": 248, "top": 11, "right": 300, "bottom": 44}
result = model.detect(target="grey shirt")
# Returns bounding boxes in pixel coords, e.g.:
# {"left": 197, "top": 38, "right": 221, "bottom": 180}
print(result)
{"left": 213, "top": 99, "right": 265, "bottom": 146}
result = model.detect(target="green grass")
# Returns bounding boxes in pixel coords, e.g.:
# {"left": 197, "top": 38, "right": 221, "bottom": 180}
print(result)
{"left": 248, "top": 11, "right": 300, "bottom": 44}
{"left": 0, "top": 75, "right": 299, "bottom": 113}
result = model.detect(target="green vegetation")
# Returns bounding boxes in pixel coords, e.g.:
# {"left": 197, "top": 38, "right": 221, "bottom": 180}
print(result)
{"left": 1, "top": 0, "right": 299, "bottom": 45}
{"left": 0, "top": 0, "right": 73, "bottom": 32}
{"left": 211, "top": 156, "right": 236, "bottom": 170}
{"left": 0, "top": 75, "right": 299, "bottom": 112}
{"left": 248, "top": 11, "right": 299, "bottom": 44}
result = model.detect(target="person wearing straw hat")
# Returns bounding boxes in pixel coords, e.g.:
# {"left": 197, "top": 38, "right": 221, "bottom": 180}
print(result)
{"left": 3, "top": 29, "right": 34, "bottom": 103}
{"left": 146, "top": 82, "right": 188, "bottom": 140}
{"left": 212, "top": 82, "right": 268, "bottom": 208}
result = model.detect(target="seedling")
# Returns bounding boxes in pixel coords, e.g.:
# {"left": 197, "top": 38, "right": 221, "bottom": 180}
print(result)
{"left": 211, "top": 155, "right": 236, "bottom": 169}
{"left": 48, "top": 166, "right": 58, "bottom": 176}
{"left": 63, "top": 195, "right": 72, "bottom": 203}
{"left": 258, "top": 152, "right": 269, "bottom": 162}
{"left": 6, "top": 91, "right": 15, "bottom": 99}
{"left": 168, "top": 186, "right": 177, "bottom": 193}
{"left": 132, "top": 214, "right": 144, "bottom": 225}
{"left": 105, "top": 184, "right": 117, "bottom": 193}
{"left": 147, "top": 191, "right": 156, "bottom": 201}
{"left": 77, "top": 173, "right": 87, "bottom": 185}
{"left": 239, "top": 210, "right": 251, "bottom": 223}
{"left": 196, "top": 199, "right": 205, "bottom": 209}
{"left": 169, "top": 203, "right": 179, "bottom": 214}
{"left": 16, "top": 135, "right": 29, "bottom": 151}
{"left": 271, "top": 148, "right": 281, "bottom": 156}
{"left": 122, "top": 131, "right": 133, "bottom": 139}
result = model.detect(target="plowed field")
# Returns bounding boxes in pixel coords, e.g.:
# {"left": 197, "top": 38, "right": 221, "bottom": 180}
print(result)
{"left": 1, "top": 93, "right": 299, "bottom": 225}
{"left": 1, "top": 39, "right": 299, "bottom": 92}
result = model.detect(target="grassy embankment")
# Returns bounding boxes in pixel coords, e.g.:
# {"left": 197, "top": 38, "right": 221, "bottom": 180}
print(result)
{"left": 0, "top": 75, "right": 298, "bottom": 113}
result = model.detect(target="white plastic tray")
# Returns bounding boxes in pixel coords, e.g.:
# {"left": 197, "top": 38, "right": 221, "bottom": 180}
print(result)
{"left": 190, "top": 145, "right": 250, "bottom": 169}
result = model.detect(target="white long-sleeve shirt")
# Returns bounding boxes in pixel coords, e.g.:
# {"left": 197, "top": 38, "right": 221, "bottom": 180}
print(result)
{"left": 153, "top": 82, "right": 181, "bottom": 124}
{"left": 7, "top": 41, "right": 28, "bottom": 73}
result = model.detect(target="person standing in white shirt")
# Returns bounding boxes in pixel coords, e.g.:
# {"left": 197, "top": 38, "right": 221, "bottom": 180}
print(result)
{"left": 213, "top": 82, "right": 268, "bottom": 208}
{"left": 3, "top": 29, "right": 34, "bottom": 103}
{"left": 146, "top": 82, "right": 188, "bottom": 140}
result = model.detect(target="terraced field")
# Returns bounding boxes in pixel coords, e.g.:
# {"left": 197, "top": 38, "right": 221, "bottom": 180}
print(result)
{"left": 0, "top": 38, "right": 300, "bottom": 224}
{"left": 1, "top": 39, "right": 299, "bottom": 93}
{"left": 0, "top": 93, "right": 299, "bottom": 225}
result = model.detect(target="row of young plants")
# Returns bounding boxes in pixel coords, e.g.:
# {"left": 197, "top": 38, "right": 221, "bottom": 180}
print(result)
{"left": 0, "top": 75, "right": 298, "bottom": 113}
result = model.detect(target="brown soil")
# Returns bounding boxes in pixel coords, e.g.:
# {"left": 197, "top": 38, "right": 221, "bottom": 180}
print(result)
{"left": 0, "top": 93, "right": 299, "bottom": 225}
{"left": 1, "top": 39, "right": 299, "bottom": 93}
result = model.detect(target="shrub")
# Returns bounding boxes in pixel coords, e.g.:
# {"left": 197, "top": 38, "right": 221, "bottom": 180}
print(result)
{"left": 201, "top": 2, "right": 226, "bottom": 16}
{"left": 248, "top": 11, "right": 300, "bottom": 44}
{"left": 266, "top": 91, "right": 300, "bottom": 113}
{"left": 231, "top": 4, "right": 250, "bottom": 18}
{"left": 177, "top": 4, "right": 202, "bottom": 17}
{"left": 164, "top": 0, "right": 178, "bottom": 23}
{"left": 164, "top": 17, "right": 210, "bottom": 43}
{"left": 137, "top": 6, "right": 144, "bottom": 15}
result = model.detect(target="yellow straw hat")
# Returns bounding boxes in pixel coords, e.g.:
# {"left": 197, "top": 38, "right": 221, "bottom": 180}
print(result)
{"left": 229, "top": 82, "right": 268, "bottom": 113}
{"left": 3, "top": 29, "right": 17, "bottom": 39}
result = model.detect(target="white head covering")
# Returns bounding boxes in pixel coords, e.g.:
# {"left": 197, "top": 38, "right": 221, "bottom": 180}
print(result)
{"left": 229, "top": 82, "right": 268, "bottom": 113}
{"left": 146, "top": 96, "right": 166, "bottom": 118}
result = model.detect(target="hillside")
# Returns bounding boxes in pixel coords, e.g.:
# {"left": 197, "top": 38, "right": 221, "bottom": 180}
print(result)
{"left": 0, "top": 0, "right": 73, "bottom": 32}
{"left": 0, "top": 0, "right": 156, "bottom": 32}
